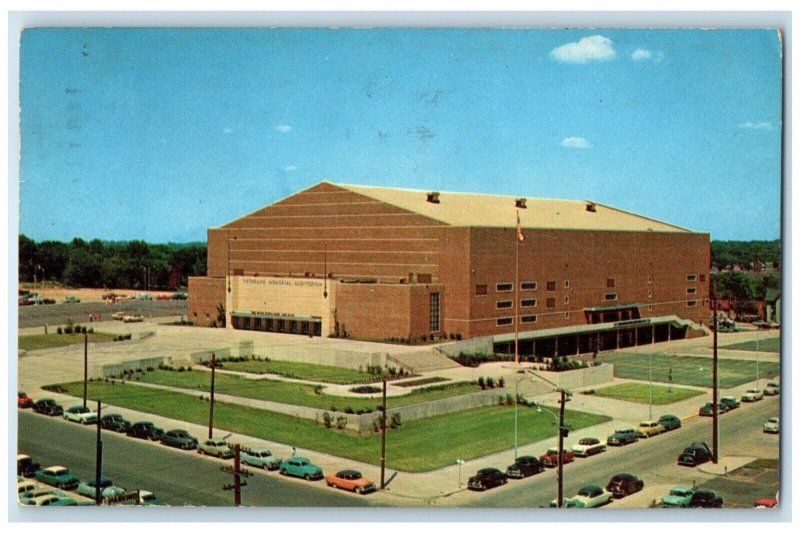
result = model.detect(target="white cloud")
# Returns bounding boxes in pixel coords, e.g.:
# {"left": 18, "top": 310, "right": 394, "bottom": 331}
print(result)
{"left": 561, "top": 137, "right": 592, "bottom": 149}
{"left": 275, "top": 124, "right": 292, "bottom": 133}
{"left": 282, "top": 164, "right": 297, "bottom": 172}
{"left": 551, "top": 35, "right": 616, "bottom": 64}
{"left": 738, "top": 121, "right": 772, "bottom": 130}
{"left": 631, "top": 49, "right": 652, "bottom": 61}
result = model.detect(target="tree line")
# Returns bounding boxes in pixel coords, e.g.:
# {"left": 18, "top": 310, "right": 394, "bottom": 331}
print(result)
{"left": 19, "top": 234, "right": 206, "bottom": 290}
{"left": 710, "top": 239, "right": 780, "bottom": 269}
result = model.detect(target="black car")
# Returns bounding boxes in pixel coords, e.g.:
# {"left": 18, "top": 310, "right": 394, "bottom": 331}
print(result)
{"left": 678, "top": 442, "right": 713, "bottom": 467}
{"left": 689, "top": 489, "right": 723, "bottom": 508}
{"left": 506, "top": 456, "right": 545, "bottom": 479}
{"left": 126, "top": 421, "right": 164, "bottom": 440}
{"left": 467, "top": 468, "right": 508, "bottom": 491}
{"left": 605, "top": 473, "right": 644, "bottom": 498}
{"left": 657, "top": 414, "right": 682, "bottom": 432}
{"left": 17, "top": 454, "right": 41, "bottom": 478}
{"left": 100, "top": 413, "right": 132, "bottom": 432}
{"left": 160, "top": 429, "right": 199, "bottom": 450}
{"left": 32, "top": 398, "right": 63, "bottom": 416}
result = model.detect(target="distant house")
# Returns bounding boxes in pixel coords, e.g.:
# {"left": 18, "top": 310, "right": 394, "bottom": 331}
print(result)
{"left": 765, "top": 289, "right": 781, "bottom": 324}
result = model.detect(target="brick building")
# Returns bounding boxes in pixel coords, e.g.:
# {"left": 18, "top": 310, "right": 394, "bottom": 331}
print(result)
{"left": 188, "top": 182, "right": 711, "bottom": 356}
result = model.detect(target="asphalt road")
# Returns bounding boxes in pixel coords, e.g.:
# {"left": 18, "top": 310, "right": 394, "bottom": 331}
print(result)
{"left": 18, "top": 300, "right": 188, "bottom": 329}
{"left": 464, "top": 396, "right": 780, "bottom": 508}
{"left": 18, "top": 410, "right": 376, "bottom": 508}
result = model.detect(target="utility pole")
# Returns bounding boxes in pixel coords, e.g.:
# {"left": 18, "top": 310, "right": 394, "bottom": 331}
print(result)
{"left": 380, "top": 378, "right": 387, "bottom": 489}
{"left": 83, "top": 331, "right": 88, "bottom": 409}
{"left": 711, "top": 284, "right": 719, "bottom": 464}
{"left": 95, "top": 400, "right": 103, "bottom": 505}
{"left": 221, "top": 445, "right": 251, "bottom": 506}
{"left": 208, "top": 352, "right": 216, "bottom": 439}
{"left": 556, "top": 389, "right": 568, "bottom": 508}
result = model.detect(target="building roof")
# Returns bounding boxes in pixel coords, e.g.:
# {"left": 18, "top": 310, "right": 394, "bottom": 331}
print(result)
{"left": 333, "top": 182, "right": 694, "bottom": 233}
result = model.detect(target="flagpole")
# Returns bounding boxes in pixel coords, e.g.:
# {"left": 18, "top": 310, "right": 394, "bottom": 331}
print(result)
{"left": 515, "top": 210, "right": 520, "bottom": 366}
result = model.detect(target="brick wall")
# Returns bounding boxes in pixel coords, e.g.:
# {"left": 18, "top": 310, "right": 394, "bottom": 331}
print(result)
{"left": 188, "top": 276, "right": 226, "bottom": 327}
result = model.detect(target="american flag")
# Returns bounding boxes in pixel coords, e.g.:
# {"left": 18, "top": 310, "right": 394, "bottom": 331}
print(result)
{"left": 516, "top": 211, "right": 524, "bottom": 242}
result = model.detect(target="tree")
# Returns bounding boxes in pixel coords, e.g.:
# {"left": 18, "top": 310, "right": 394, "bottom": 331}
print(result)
{"left": 216, "top": 303, "right": 226, "bottom": 328}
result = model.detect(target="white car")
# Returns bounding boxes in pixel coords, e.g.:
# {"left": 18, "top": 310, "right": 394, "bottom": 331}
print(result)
{"left": 198, "top": 439, "right": 235, "bottom": 458}
{"left": 63, "top": 405, "right": 98, "bottom": 424}
{"left": 569, "top": 484, "right": 613, "bottom": 508}
{"left": 763, "top": 417, "right": 779, "bottom": 434}
{"left": 636, "top": 420, "right": 666, "bottom": 438}
{"left": 741, "top": 389, "right": 764, "bottom": 402}
{"left": 571, "top": 437, "right": 607, "bottom": 457}
{"left": 123, "top": 314, "right": 144, "bottom": 323}
{"left": 764, "top": 382, "right": 780, "bottom": 396}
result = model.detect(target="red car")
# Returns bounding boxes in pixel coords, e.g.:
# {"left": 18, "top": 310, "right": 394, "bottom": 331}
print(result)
{"left": 754, "top": 498, "right": 778, "bottom": 508}
{"left": 18, "top": 392, "right": 33, "bottom": 408}
{"left": 539, "top": 447, "right": 575, "bottom": 468}
{"left": 155, "top": 293, "right": 172, "bottom": 300}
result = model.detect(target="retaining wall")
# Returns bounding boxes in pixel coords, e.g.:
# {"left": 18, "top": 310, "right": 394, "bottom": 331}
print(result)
{"left": 97, "top": 357, "right": 166, "bottom": 378}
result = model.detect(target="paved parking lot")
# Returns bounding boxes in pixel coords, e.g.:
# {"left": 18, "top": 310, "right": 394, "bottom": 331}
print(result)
{"left": 700, "top": 462, "right": 779, "bottom": 508}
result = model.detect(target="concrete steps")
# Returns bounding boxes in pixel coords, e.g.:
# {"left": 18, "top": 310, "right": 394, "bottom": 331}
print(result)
{"left": 387, "top": 349, "right": 462, "bottom": 373}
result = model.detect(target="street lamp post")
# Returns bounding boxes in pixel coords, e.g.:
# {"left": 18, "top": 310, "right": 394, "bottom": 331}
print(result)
{"left": 456, "top": 459, "right": 465, "bottom": 488}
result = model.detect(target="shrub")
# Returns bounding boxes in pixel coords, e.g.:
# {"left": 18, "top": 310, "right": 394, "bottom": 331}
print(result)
{"left": 313, "top": 385, "right": 324, "bottom": 395}
{"left": 64, "top": 325, "right": 73, "bottom": 334}
{"left": 57, "top": 327, "right": 63, "bottom": 335}
{"left": 322, "top": 411, "right": 333, "bottom": 428}
{"left": 498, "top": 377, "right": 505, "bottom": 388}
{"left": 390, "top": 413, "right": 402, "bottom": 429}
{"left": 486, "top": 377, "right": 495, "bottom": 389}
{"left": 177, "top": 367, "right": 185, "bottom": 372}
{"left": 349, "top": 385, "right": 382, "bottom": 394}
{"left": 343, "top": 406, "right": 355, "bottom": 414}
{"left": 330, "top": 405, "right": 338, "bottom": 412}
{"left": 87, "top": 327, "right": 94, "bottom": 334}
{"left": 335, "top": 416, "right": 348, "bottom": 430}
{"left": 477, "top": 376, "right": 485, "bottom": 390}
{"left": 146, "top": 366, "right": 154, "bottom": 372}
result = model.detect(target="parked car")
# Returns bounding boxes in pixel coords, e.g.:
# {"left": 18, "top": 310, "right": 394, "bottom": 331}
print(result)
{"left": 571, "top": 437, "right": 607, "bottom": 457}
{"left": 506, "top": 455, "right": 545, "bottom": 478}
{"left": 63, "top": 295, "right": 81, "bottom": 303}
{"left": 17, "top": 479, "right": 38, "bottom": 496}
{"left": 763, "top": 417, "right": 780, "bottom": 434}
{"left": 467, "top": 468, "right": 508, "bottom": 491}
{"left": 32, "top": 398, "right": 63, "bottom": 416}
{"left": 160, "top": 429, "right": 199, "bottom": 450}
{"left": 18, "top": 391, "right": 33, "bottom": 408}
{"left": 699, "top": 402, "right": 725, "bottom": 416}
{"left": 198, "top": 438, "right": 234, "bottom": 458}
{"left": 753, "top": 498, "right": 778, "bottom": 508}
{"left": 77, "top": 476, "right": 126, "bottom": 500}
{"left": 549, "top": 497, "right": 580, "bottom": 508}
{"left": 35, "top": 466, "right": 80, "bottom": 490}
{"left": 720, "top": 396, "right": 740, "bottom": 410}
{"left": 155, "top": 293, "right": 172, "bottom": 300}
{"left": 605, "top": 473, "right": 644, "bottom": 498}
{"left": 635, "top": 420, "right": 666, "bottom": 438}
{"left": 138, "top": 490, "right": 166, "bottom": 506}
{"left": 279, "top": 457, "right": 324, "bottom": 480}
{"left": 100, "top": 413, "right": 131, "bottom": 432}
{"left": 135, "top": 293, "right": 153, "bottom": 301}
{"left": 240, "top": 447, "right": 282, "bottom": 470}
{"left": 123, "top": 314, "right": 144, "bottom": 323}
{"left": 661, "top": 485, "right": 695, "bottom": 507}
{"left": 570, "top": 484, "right": 613, "bottom": 508}
{"left": 607, "top": 427, "right": 638, "bottom": 446}
{"left": 688, "top": 489, "right": 723, "bottom": 508}
{"left": 19, "top": 488, "right": 62, "bottom": 505}
{"left": 17, "top": 454, "right": 41, "bottom": 478}
{"left": 112, "top": 311, "right": 126, "bottom": 320}
{"left": 678, "top": 442, "right": 713, "bottom": 467}
{"left": 64, "top": 405, "right": 99, "bottom": 424}
{"left": 126, "top": 421, "right": 164, "bottom": 440}
{"left": 171, "top": 292, "right": 188, "bottom": 300}
{"left": 540, "top": 447, "right": 575, "bottom": 467}
{"left": 764, "top": 382, "right": 780, "bottom": 396}
{"left": 27, "top": 494, "right": 78, "bottom": 506}
{"left": 657, "top": 414, "right": 682, "bottom": 432}
{"left": 742, "top": 389, "right": 764, "bottom": 402}
{"left": 325, "top": 470, "right": 377, "bottom": 494}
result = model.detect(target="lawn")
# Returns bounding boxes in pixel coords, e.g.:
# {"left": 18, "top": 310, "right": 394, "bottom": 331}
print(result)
{"left": 134, "top": 370, "right": 481, "bottom": 412}
{"left": 588, "top": 383, "right": 704, "bottom": 405}
{"left": 598, "top": 352, "right": 780, "bottom": 389}
{"left": 722, "top": 337, "right": 781, "bottom": 353}
{"left": 18, "top": 332, "right": 119, "bottom": 351}
{"left": 53, "top": 381, "right": 610, "bottom": 472}
{"left": 219, "top": 359, "right": 387, "bottom": 384}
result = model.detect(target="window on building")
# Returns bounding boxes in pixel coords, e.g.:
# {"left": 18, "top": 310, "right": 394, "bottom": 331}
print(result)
{"left": 648, "top": 304, "right": 653, "bottom": 311}
{"left": 496, "top": 317, "right": 513, "bottom": 327}
{"left": 521, "top": 298, "right": 537, "bottom": 308}
{"left": 564, "top": 312, "right": 570, "bottom": 319}
{"left": 546, "top": 298, "right": 556, "bottom": 308}
{"left": 687, "top": 287, "right": 697, "bottom": 294}
{"left": 243, "top": 317, "right": 251, "bottom": 329}
{"left": 430, "top": 293, "right": 441, "bottom": 332}
{"left": 564, "top": 296, "right": 570, "bottom": 305}
{"left": 564, "top": 279, "right": 570, "bottom": 288}
{"left": 546, "top": 281, "right": 556, "bottom": 291}
{"left": 687, "top": 274, "right": 697, "bottom": 282}
{"left": 687, "top": 300, "right": 697, "bottom": 307}
{"left": 266, "top": 318, "right": 274, "bottom": 331}
{"left": 496, "top": 300, "right": 513, "bottom": 309}
{"left": 289, "top": 320, "right": 297, "bottom": 333}
{"left": 605, "top": 293, "right": 618, "bottom": 301}
{"left": 254, "top": 318, "right": 262, "bottom": 330}
{"left": 648, "top": 289, "right": 653, "bottom": 298}
{"left": 521, "top": 315, "right": 537, "bottom": 324}
{"left": 496, "top": 282, "right": 513, "bottom": 292}
{"left": 475, "top": 284, "right": 488, "bottom": 296}
{"left": 607, "top": 278, "right": 616, "bottom": 288}
{"left": 521, "top": 281, "right": 537, "bottom": 291}
{"left": 648, "top": 275, "right": 653, "bottom": 284}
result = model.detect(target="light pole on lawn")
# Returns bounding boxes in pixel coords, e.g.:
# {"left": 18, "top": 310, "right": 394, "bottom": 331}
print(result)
{"left": 456, "top": 459, "right": 465, "bottom": 488}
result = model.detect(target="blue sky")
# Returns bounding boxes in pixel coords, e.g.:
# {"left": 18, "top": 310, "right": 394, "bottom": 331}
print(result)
{"left": 18, "top": 28, "right": 782, "bottom": 243}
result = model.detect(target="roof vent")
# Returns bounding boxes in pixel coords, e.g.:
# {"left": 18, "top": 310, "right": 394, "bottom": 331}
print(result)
{"left": 426, "top": 191, "right": 440, "bottom": 204}
{"left": 515, "top": 198, "right": 527, "bottom": 209}
{"left": 585, "top": 201, "right": 597, "bottom": 213}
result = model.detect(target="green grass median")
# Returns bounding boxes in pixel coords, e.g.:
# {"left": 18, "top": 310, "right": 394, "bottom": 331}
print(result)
{"left": 219, "top": 359, "right": 387, "bottom": 384}
{"left": 598, "top": 352, "right": 779, "bottom": 388}
{"left": 722, "top": 337, "right": 781, "bottom": 353}
{"left": 134, "top": 369, "right": 480, "bottom": 412}
{"left": 53, "top": 381, "right": 610, "bottom": 472}
{"left": 587, "top": 383, "right": 704, "bottom": 404}
{"left": 18, "top": 332, "right": 118, "bottom": 351}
